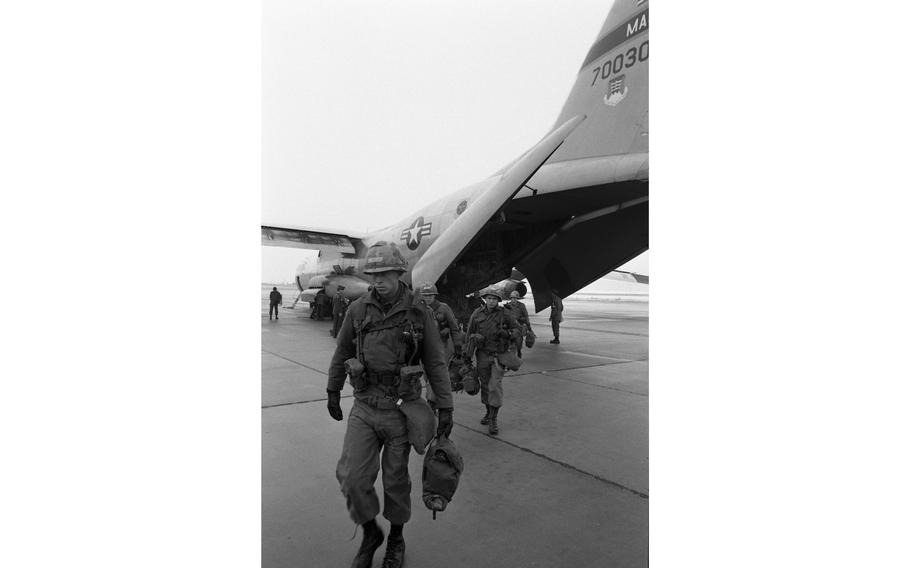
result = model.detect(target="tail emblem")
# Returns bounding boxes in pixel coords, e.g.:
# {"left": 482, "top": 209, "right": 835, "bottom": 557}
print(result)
{"left": 400, "top": 216, "right": 433, "bottom": 250}
{"left": 604, "top": 74, "right": 627, "bottom": 106}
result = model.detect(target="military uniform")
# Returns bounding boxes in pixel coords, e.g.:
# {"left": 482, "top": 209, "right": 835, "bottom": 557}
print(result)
{"left": 328, "top": 283, "right": 453, "bottom": 527}
{"left": 269, "top": 287, "right": 282, "bottom": 320}
{"left": 503, "top": 295, "right": 531, "bottom": 357}
{"left": 418, "top": 284, "right": 464, "bottom": 405}
{"left": 326, "top": 242, "right": 453, "bottom": 568}
{"left": 425, "top": 298, "right": 463, "bottom": 359}
{"left": 549, "top": 292, "right": 564, "bottom": 344}
{"left": 314, "top": 289, "right": 330, "bottom": 320}
{"left": 466, "top": 291, "right": 521, "bottom": 434}
{"left": 330, "top": 288, "right": 350, "bottom": 338}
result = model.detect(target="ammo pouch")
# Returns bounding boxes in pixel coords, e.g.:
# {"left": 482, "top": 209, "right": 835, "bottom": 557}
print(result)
{"left": 397, "top": 365, "right": 424, "bottom": 400}
{"left": 344, "top": 358, "right": 366, "bottom": 390}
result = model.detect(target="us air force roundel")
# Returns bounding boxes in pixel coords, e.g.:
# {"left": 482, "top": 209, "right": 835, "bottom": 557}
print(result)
{"left": 400, "top": 216, "right": 432, "bottom": 250}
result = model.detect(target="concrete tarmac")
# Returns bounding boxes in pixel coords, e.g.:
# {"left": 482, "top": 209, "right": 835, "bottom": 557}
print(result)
{"left": 262, "top": 288, "right": 648, "bottom": 567}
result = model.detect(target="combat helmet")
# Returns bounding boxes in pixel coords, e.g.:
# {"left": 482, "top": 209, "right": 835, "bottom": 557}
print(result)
{"left": 479, "top": 286, "right": 502, "bottom": 301}
{"left": 420, "top": 282, "right": 439, "bottom": 296}
{"left": 509, "top": 290, "right": 520, "bottom": 299}
{"left": 362, "top": 241, "right": 408, "bottom": 274}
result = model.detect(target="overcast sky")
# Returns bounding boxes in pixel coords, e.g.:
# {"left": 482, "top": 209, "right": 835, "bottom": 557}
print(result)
{"left": 261, "top": 0, "right": 648, "bottom": 290}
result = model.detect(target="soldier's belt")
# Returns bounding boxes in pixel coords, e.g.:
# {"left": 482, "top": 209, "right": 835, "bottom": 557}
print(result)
{"left": 360, "top": 395, "right": 400, "bottom": 410}
{"left": 367, "top": 372, "right": 400, "bottom": 386}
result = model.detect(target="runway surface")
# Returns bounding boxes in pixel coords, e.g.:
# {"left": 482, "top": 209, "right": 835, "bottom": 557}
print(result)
{"left": 262, "top": 286, "right": 648, "bottom": 567}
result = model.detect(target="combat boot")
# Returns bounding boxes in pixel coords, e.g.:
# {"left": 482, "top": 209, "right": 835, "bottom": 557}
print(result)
{"left": 488, "top": 407, "right": 499, "bottom": 435}
{"left": 351, "top": 521, "right": 384, "bottom": 568}
{"left": 480, "top": 405, "right": 492, "bottom": 425}
{"left": 381, "top": 535, "right": 405, "bottom": 568}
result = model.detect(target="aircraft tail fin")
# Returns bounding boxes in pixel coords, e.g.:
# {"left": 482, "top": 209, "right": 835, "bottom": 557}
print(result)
{"left": 547, "top": 0, "right": 649, "bottom": 164}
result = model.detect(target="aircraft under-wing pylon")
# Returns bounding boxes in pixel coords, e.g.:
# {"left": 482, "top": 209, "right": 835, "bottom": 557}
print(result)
{"left": 262, "top": 0, "right": 649, "bottom": 318}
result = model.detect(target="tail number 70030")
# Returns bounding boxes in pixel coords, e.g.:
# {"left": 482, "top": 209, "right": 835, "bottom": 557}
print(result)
{"left": 591, "top": 40, "right": 648, "bottom": 86}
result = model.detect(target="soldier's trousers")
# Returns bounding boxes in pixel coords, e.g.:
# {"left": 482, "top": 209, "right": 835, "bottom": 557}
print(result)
{"left": 269, "top": 303, "right": 279, "bottom": 319}
{"left": 476, "top": 351, "right": 504, "bottom": 408}
{"left": 336, "top": 399, "right": 412, "bottom": 525}
{"left": 332, "top": 314, "right": 343, "bottom": 337}
{"left": 551, "top": 320, "right": 560, "bottom": 339}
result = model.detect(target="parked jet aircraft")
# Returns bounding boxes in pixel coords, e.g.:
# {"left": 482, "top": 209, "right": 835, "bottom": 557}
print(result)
{"left": 262, "top": 0, "right": 648, "bottom": 318}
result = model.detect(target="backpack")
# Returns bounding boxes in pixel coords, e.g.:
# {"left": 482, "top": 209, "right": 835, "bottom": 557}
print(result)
{"left": 422, "top": 436, "right": 464, "bottom": 518}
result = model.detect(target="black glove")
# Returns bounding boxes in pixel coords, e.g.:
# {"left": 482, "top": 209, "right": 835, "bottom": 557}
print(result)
{"left": 436, "top": 408, "right": 453, "bottom": 438}
{"left": 327, "top": 389, "right": 343, "bottom": 421}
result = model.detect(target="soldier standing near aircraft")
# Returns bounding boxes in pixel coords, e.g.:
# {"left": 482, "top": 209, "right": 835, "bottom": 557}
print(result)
{"left": 330, "top": 285, "right": 350, "bottom": 338}
{"left": 549, "top": 290, "right": 564, "bottom": 344}
{"left": 269, "top": 286, "right": 282, "bottom": 320}
{"left": 313, "top": 288, "right": 330, "bottom": 321}
{"left": 417, "top": 282, "right": 464, "bottom": 405}
{"left": 326, "top": 242, "right": 453, "bottom": 568}
{"left": 504, "top": 290, "right": 533, "bottom": 357}
{"left": 465, "top": 287, "right": 521, "bottom": 435}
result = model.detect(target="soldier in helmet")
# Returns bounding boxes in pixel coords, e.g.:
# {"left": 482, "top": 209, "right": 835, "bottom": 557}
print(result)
{"left": 465, "top": 286, "right": 521, "bottom": 435}
{"left": 313, "top": 288, "right": 330, "bottom": 321}
{"left": 417, "top": 281, "right": 464, "bottom": 404}
{"left": 503, "top": 290, "right": 533, "bottom": 358}
{"left": 326, "top": 241, "right": 453, "bottom": 568}
{"left": 268, "top": 286, "right": 282, "bottom": 320}
{"left": 549, "top": 289, "right": 564, "bottom": 344}
{"left": 330, "top": 285, "right": 350, "bottom": 338}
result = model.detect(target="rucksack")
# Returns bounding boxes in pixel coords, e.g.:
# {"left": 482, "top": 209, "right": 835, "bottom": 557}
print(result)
{"left": 422, "top": 436, "right": 464, "bottom": 518}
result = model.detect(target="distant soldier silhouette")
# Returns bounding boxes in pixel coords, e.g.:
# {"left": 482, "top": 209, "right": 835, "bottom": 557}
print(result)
{"left": 269, "top": 286, "right": 282, "bottom": 320}
{"left": 313, "top": 289, "right": 330, "bottom": 321}
{"left": 330, "top": 285, "right": 350, "bottom": 338}
{"left": 549, "top": 289, "right": 564, "bottom": 344}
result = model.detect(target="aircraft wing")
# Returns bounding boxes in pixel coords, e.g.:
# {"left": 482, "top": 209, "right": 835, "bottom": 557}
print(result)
{"left": 411, "top": 114, "right": 586, "bottom": 287}
{"left": 261, "top": 224, "right": 363, "bottom": 256}
{"left": 605, "top": 270, "right": 649, "bottom": 285}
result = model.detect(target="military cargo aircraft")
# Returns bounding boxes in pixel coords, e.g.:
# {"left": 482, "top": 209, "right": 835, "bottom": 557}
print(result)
{"left": 262, "top": 0, "right": 648, "bottom": 318}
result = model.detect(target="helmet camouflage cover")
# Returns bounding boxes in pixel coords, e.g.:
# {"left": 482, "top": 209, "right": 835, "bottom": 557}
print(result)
{"left": 362, "top": 241, "right": 408, "bottom": 274}
{"left": 479, "top": 286, "right": 502, "bottom": 301}
{"left": 420, "top": 282, "right": 438, "bottom": 295}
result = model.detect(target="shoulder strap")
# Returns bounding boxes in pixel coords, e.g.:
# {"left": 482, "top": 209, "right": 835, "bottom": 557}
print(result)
{"left": 349, "top": 300, "right": 368, "bottom": 331}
